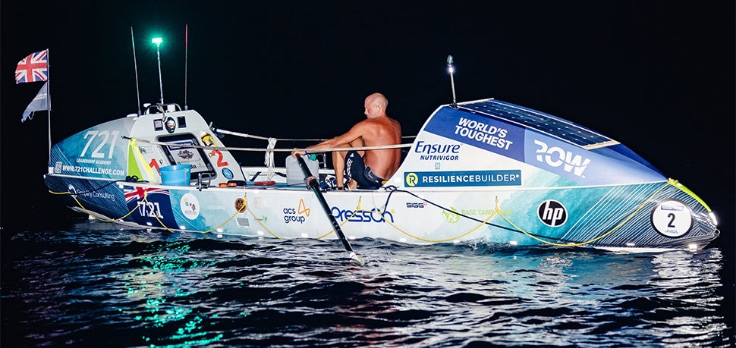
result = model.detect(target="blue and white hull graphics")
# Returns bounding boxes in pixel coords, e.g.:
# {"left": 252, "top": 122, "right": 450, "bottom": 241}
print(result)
{"left": 43, "top": 99, "right": 719, "bottom": 251}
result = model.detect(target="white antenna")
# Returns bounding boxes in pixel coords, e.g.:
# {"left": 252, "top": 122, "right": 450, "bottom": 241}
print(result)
{"left": 447, "top": 55, "right": 457, "bottom": 108}
{"left": 184, "top": 24, "right": 189, "bottom": 110}
{"left": 152, "top": 37, "right": 164, "bottom": 105}
{"left": 131, "top": 27, "right": 141, "bottom": 115}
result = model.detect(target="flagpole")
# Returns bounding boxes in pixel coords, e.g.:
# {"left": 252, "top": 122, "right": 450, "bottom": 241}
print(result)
{"left": 47, "top": 48, "right": 52, "bottom": 158}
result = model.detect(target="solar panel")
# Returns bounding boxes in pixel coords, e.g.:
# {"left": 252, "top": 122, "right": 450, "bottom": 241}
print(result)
{"left": 458, "top": 99, "right": 616, "bottom": 148}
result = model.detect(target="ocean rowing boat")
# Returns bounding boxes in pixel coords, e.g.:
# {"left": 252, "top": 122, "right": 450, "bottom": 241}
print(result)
{"left": 43, "top": 96, "right": 719, "bottom": 252}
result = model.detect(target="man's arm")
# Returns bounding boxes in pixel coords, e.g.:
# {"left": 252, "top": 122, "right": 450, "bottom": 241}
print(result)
{"left": 300, "top": 121, "right": 372, "bottom": 154}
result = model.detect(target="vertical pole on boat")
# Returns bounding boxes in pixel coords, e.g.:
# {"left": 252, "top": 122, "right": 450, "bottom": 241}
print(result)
{"left": 152, "top": 37, "right": 164, "bottom": 105}
{"left": 131, "top": 27, "right": 142, "bottom": 116}
{"left": 295, "top": 154, "right": 366, "bottom": 266}
{"left": 447, "top": 55, "right": 457, "bottom": 108}
{"left": 46, "top": 49, "right": 52, "bottom": 157}
{"left": 184, "top": 24, "right": 189, "bottom": 110}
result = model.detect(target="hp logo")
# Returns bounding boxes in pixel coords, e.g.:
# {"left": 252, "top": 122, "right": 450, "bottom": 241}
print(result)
{"left": 537, "top": 200, "right": 567, "bottom": 227}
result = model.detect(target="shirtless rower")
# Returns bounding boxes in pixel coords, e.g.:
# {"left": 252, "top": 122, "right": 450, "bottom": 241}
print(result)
{"left": 292, "top": 92, "right": 402, "bottom": 190}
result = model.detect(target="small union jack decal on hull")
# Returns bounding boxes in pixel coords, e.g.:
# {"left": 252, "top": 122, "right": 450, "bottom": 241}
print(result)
{"left": 123, "top": 185, "right": 177, "bottom": 228}
{"left": 124, "top": 186, "right": 169, "bottom": 203}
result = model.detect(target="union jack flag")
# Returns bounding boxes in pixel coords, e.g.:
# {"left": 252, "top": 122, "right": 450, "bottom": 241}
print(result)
{"left": 15, "top": 49, "right": 48, "bottom": 84}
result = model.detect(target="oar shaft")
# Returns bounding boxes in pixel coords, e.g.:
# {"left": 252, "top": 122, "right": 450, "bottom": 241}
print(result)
{"left": 306, "top": 175, "right": 354, "bottom": 252}
{"left": 295, "top": 155, "right": 354, "bottom": 253}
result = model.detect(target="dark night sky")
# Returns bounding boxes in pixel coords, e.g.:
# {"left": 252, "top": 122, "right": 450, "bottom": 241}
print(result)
{"left": 1, "top": 1, "right": 734, "bottom": 244}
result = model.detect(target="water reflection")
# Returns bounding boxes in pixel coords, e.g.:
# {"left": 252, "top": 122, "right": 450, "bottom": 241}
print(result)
{"left": 2, "top": 226, "right": 733, "bottom": 347}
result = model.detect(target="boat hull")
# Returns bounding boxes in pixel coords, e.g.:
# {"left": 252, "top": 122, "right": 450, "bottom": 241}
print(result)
{"left": 45, "top": 173, "right": 718, "bottom": 250}
{"left": 41, "top": 98, "right": 720, "bottom": 251}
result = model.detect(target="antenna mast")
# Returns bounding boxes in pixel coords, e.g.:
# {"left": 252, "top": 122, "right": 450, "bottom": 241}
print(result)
{"left": 184, "top": 24, "right": 189, "bottom": 110}
{"left": 131, "top": 27, "right": 141, "bottom": 115}
{"left": 152, "top": 37, "right": 164, "bottom": 105}
{"left": 447, "top": 55, "right": 457, "bottom": 108}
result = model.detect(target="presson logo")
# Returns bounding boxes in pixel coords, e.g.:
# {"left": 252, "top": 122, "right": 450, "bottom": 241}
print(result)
{"left": 537, "top": 200, "right": 567, "bottom": 227}
{"left": 533, "top": 140, "right": 591, "bottom": 177}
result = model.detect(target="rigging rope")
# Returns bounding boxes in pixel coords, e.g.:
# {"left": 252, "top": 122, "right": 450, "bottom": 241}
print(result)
{"left": 265, "top": 137, "right": 277, "bottom": 180}
{"left": 378, "top": 182, "right": 672, "bottom": 246}
{"left": 127, "top": 136, "right": 411, "bottom": 154}
{"left": 216, "top": 128, "right": 416, "bottom": 142}
{"left": 48, "top": 171, "right": 675, "bottom": 247}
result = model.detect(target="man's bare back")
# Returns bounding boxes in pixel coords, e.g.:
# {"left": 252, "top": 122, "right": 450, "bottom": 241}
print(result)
{"left": 353, "top": 116, "right": 402, "bottom": 180}
{"left": 292, "top": 92, "right": 402, "bottom": 189}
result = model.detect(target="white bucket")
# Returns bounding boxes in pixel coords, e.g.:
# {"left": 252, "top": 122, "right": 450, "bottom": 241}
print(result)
{"left": 285, "top": 155, "right": 319, "bottom": 186}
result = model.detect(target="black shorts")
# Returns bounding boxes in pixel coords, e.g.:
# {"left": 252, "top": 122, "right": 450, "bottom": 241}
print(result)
{"left": 344, "top": 150, "right": 385, "bottom": 189}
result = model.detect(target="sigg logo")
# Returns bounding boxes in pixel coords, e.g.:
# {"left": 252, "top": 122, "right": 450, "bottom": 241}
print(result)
{"left": 537, "top": 200, "right": 567, "bottom": 227}
{"left": 406, "top": 202, "right": 426, "bottom": 208}
{"left": 533, "top": 140, "right": 590, "bottom": 177}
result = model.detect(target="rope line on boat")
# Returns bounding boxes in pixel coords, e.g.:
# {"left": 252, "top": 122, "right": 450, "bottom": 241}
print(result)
{"left": 386, "top": 209, "right": 497, "bottom": 243}
{"left": 48, "top": 177, "right": 248, "bottom": 233}
{"left": 370, "top": 185, "right": 498, "bottom": 242}
{"left": 49, "top": 179, "right": 365, "bottom": 238}
{"left": 49, "top": 179, "right": 122, "bottom": 195}
{"left": 378, "top": 182, "right": 670, "bottom": 246}
{"left": 127, "top": 136, "right": 412, "bottom": 154}
{"left": 244, "top": 202, "right": 282, "bottom": 240}
{"left": 315, "top": 196, "right": 362, "bottom": 240}
{"left": 49, "top": 187, "right": 139, "bottom": 223}
{"left": 242, "top": 194, "right": 363, "bottom": 240}
{"left": 379, "top": 186, "right": 552, "bottom": 240}
{"left": 49, "top": 174, "right": 671, "bottom": 246}
{"left": 494, "top": 181, "right": 671, "bottom": 247}
{"left": 141, "top": 191, "right": 248, "bottom": 234}
{"left": 215, "top": 128, "right": 416, "bottom": 142}
{"left": 142, "top": 197, "right": 173, "bottom": 232}
{"left": 48, "top": 178, "right": 145, "bottom": 222}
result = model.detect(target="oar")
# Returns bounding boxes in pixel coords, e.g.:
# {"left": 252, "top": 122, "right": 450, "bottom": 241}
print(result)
{"left": 295, "top": 154, "right": 365, "bottom": 266}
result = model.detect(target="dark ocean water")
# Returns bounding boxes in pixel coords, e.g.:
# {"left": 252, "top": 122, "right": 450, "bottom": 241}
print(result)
{"left": 2, "top": 220, "right": 734, "bottom": 347}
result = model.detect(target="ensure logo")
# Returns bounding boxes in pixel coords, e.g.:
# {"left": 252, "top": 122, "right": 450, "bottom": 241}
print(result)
{"left": 537, "top": 200, "right": 567, "bottom": 227}
{"left": 414, "top": 140, "right": 460, "bottom": 161}
{"left": 533, "top": 140, "right": 591, "bottom": 177}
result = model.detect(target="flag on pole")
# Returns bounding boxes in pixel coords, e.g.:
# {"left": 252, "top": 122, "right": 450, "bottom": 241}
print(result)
{"left": 15, "top": 49, "right": 49, "bottom": 84}
{"left": 22, "top": 82, "right": 49, "bottom": 122}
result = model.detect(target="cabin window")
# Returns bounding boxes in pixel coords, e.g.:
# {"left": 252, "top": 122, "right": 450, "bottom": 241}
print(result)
{"left": 158, "top": 134, "right": 216, "bottom": 179}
